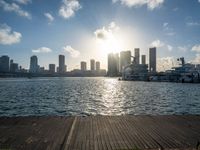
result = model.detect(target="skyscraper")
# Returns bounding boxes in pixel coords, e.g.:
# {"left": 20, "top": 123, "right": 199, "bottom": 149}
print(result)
{"left": 141, "top": 55, "right": 146, "bottom": 65}
{"left": 96, "top": 61, "right": 100, "bottom": 71}
{"left": 10, "top": 60, "right": 18, "bottom": 72}
{"left": 49, "top": 64, "right": 55, "bottom": 73}
{"left": 107, "top": 53, "right": 119, "bottom": 76}
{"left": 81, "top": 61, "right": 87, "bottom": 71}
{"left": 90, "top": 59, "right": 95, "bottom": 71}
{"left": 59, "top": 55, "right": 65, "bottom": 73}
{"left": 134, "top": 48, "right": 140, "bottom": 64}
{"left": 0, "top": 55, "right": 10, "bottom": 72}
{"left": 29, "top": 55, "right": 38, "bottom": 73}
{"left": 120, "top": 51, "right": 131, "bottom": 72}
{"left": 149, "top": 47, "right": 156, "bottom": 72}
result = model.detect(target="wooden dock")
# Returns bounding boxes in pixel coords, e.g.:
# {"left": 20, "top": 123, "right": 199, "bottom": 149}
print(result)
{"left": 0, "top": 115, "right": 200, "bottom": 150}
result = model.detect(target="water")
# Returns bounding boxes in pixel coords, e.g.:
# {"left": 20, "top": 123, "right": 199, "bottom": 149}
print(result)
{"left": 0, "top": 77, "right": 200, "bottom": 116}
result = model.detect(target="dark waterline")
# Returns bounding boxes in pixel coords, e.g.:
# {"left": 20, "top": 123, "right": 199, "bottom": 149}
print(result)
{"left": 0, "top": 77, "right": 200, "bottom": 116}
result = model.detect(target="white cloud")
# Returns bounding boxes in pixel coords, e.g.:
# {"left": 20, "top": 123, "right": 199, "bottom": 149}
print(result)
{"left": 150, "top": 40, "right": 173, "bottom": 51}
{"left": 163, "top": 22, "right": 176, "bottom": 36}
{"left": 44, "top": 13, "right": 54, "bottom": 23}
{"left": 192, "top": 45, "right": 200, "bottom": 52}
{"left": 94, "top": 21, "right": 120, "bottom": 40}
{"left": 178, "top": 46, "right": 188, "bottom": 52}
{"left": 14, "top": 0, "right": 31, "bottom": 5}
{"left": 186, "top": 22, "right": 200, "bottom": 26}
{"left": 157, "top": 56, "right": 175, "bottom": 71}
{"left": 163, "top": 22, "right": 168, "bottom": 27}
{"left": 0, "top": 0, "right": 31, "bottom": 19}
{"left": 59, "top": 0, "right": 81, "bottom": 19}
{"left": 199, "top": 0, "right": 200, "bottom": 3}
{"left": 113, "top": 0, "right": 164, "bottom": 10}
{"left": 167, "top": 45, "right": 173, "bottom": 51}
{"left": 32, "top": 47, "right": 52, "bottom": 53}
{"left": 0, "top": 24, "right": 22, "bottom": 45}
{"left": 173, "top": 7, "right": 178, "bottom": 11}
{"left": 150, "top": 39, "right": 165, "bottom": 48}
{"left": 63, "top": 45, "right": 80, "bottom": 58}
{"left": 191, "top": 54, "right": 200, "bottom": 64}
{"left": 166, "top": 32, "right": 175, "bottom": 36}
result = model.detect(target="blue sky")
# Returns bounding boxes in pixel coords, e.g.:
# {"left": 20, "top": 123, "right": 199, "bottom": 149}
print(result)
{"left": 1, "top": 0, "right": 200, "bottom": 71}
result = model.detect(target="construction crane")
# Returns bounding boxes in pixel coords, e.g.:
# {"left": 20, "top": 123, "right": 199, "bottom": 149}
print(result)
{"left": 131, "top": 56, "right": 136, "bottom": 64}
{"left": 177, "top": 57, "right": 185, "bottom": 66}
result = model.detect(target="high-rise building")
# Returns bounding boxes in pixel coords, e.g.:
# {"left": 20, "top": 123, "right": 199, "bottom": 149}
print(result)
{"left": 81, "top": 61, "right": 87, "bottom": 71}
{"left": 149, "top": 47, "right": 156, "bottom": 72}
{"left": 0, "top": 55, "right": 10, "bottom": 72}
{"left": 90, "top": 59, "right": 95, "bottom": 71}
{"left": 9, "top": 59, "right": 19, "bottom": 73}
{"left": 29, "top": 55, "right": 39, "bottom": 73}
{"left": 10, "top": 59, "right": 13, "bottom": 65}
{"left": 141, "top": 55, "right": 146, "bottom": 65}
{"left": 59, "top": 55, "right": 65, "bottom": 73}
{"left": 120, "top": 51, "right": 131, "bottom": 72}
{"left": 107, "top": 53, "right": 119, "bottom": 76}
{"left": 10, "top": 60, "right": 18, "bottom": 72}
{"left": 49, "top": 64, "right": 55, "bottom": 73}
{"left": 64, "top": 65, "right": 67, "bottom": 72}
{"left": 96, "top": 61, "right": 100, "bottom": 71}
{"left": 10, "top": 63, "right": 18, "bottom": 72}
{"left": 134, "top": 48, "right": 140, "bottom": 64}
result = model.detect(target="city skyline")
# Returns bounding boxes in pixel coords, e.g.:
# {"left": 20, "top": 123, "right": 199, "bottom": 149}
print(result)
{"left": 1, "top": 0, "right": 200, "bottom": 71}
{"left": 0, "top": 54, "right": 104, "bottom": 73}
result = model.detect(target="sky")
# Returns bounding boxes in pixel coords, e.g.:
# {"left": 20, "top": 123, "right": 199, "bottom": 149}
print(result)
{"left": 1, "top": 0, "right": 200, "bottom": 71}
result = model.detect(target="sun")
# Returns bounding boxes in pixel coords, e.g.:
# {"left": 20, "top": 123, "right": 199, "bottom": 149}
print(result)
{"left": 96, "top": 34, "right": 124, "bottom": 55}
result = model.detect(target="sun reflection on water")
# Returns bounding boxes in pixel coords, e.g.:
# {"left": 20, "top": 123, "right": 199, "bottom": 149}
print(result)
{"left": 101, "top": 78, "right": 124, "bottom": 115}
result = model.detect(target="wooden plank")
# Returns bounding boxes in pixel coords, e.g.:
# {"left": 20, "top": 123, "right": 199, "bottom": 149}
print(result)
{"left": 0, "top": 115, "right": 200, "bottom": 150}
{"left": 122, "top": 115, "right": 160, "bottom": 149}
{"left": 62, "top": 117, "right": 77, "bottom": 150}
{"left": 0, "top": 117, "right": 74, "bottom": 150}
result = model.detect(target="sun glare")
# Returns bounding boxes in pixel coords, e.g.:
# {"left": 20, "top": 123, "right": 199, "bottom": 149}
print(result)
{"left": 94, "top": 22, "right": 126, "bottom": 56}
{"left": 96, "top": 34, "right": 124, "bottom": 55}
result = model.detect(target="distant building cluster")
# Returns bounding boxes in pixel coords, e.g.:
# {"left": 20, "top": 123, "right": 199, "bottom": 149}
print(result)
{"left": 29, "top": 54, "right": 106, "bottom": 76}
{"left": 0, "top": 54, "right": 106, "bottom": 77}
{"left": 0, "top": 55, "right": 27, "bottom": 73}
{"left": 107, "top": 47, "right": 157, "bottom": 77}
{"left": 2, "top": 48, "right": 200, "bottom": 82}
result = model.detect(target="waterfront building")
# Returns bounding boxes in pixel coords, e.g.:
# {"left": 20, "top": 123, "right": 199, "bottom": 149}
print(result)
{"left": 96, "top": 61, "right": 100, "bottom": 71}
{"left": 0, "top": 55, "right": 10, "bottom": 72}
{"left": 90, "top": 59, "right": 95, "bottom": 71}
{"left": 134, "top": 48, "right": 140, "bottom": 64}
{"left": 64, "top": 65, "right": 67, "bottom": 72}
{"left": 59, "top": 55, "right": 65, "bottom": 73}
{"left": 10, "top": 59, "right": 13, "bottom": 65}
{"left": 49, "top": 64, "right": 55, "bottom": 73}
{"left": 29, "top": 55, "right": 39, "bottom": 73}
{"left": 81, "top": 61, "right": 87, "bottom": 71}
{"left": 39, "top": 67, "right": 45, "bottom": 73}
{"left": 149, "top": 47, "right": 156, "bottom": 72}
{"left": 122, "top": 63, "right": 148, "bottom": 81}
{"left": 120, "top": 51, "right": 131, "bottom": 73}
{"left": 107, "top": 53, "right": 119, "bottom": 76}
{"left": 142, "top": 55, "right": 146, "bottom": 65}
{"left": 10, "top": 60, "right": 18, "bottom": 73}
{"left": 10, "top": 59, "right": 17, "bottom": 72}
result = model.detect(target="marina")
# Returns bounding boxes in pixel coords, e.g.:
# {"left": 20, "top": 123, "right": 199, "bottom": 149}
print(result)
{"left": 122, "top": 57, "right": 200, "bottom": 83}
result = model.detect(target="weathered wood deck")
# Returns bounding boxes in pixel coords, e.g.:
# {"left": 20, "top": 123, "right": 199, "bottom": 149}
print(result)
{"left": 0, "top": 115, "right": 200, "bottom": 150}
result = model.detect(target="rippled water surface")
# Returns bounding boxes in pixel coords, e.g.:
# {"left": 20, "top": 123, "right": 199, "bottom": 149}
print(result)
{"left": 0, "top": 77, "right": 200, "bottom": 116}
